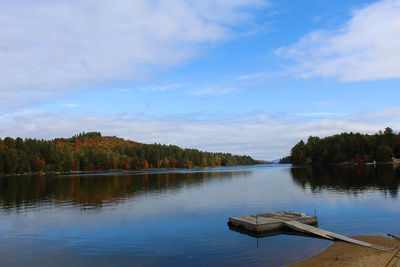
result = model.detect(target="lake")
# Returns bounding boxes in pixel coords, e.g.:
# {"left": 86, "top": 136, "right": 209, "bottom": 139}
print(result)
{"left": 0, "top": 164, "right": 399, "bottom": 266}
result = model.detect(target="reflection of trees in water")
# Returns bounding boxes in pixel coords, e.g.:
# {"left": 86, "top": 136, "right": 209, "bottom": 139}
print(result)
{"left": 291, "top": 165, "right": 400, "bottom": 198}
{"left": 0, "top": 170, "right": 250, "bottom": 209}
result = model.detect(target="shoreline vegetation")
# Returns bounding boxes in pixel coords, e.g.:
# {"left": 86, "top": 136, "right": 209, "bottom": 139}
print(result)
{"left": 0, "top": 132, "right": 256, "bottom": 176}
{"left": 280, "top": 127, "right": 400, "bottom": 166}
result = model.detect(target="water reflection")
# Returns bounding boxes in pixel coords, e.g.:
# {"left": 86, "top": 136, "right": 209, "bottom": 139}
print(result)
{"left": 1, "top": 165, "right": 399, "bottom": 267}
{"left": 291, "top": 165, "right": 400, "bottom": 198}
{"left": 0, "top": 170, "right": 250, "bottom": 210}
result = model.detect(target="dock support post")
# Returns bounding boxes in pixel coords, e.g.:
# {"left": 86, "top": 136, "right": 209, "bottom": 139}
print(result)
{"left": 256, "top": 215, "right": 258, "bottom": 231}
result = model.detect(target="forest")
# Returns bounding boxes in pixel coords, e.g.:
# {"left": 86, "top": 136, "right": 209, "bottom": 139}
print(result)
{"left": 0, "top": 132, "right": 255, "bottom": 175}
{"left": 287, "top": 127, "right": 400, "bottom": 165}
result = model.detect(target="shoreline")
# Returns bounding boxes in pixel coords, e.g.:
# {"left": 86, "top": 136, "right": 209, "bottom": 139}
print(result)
{"left": 0, "top": 163, "right": 268, "bottom": 177}
{"left": 291, "top": 161, "right": 400, "bottom": 167}
{"left": 1, "top": 161, "right": 397, "bottom": 177}
{"left": 289, "top": 235, "right": 400, "bottom": 266}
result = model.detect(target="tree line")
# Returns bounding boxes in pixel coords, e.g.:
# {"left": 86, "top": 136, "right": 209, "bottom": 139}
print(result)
{"left": 0, "top": 132, "right": 255, "bottom": 175}
{"left": 285, "top": 127, "right": 400, "bottom": 165}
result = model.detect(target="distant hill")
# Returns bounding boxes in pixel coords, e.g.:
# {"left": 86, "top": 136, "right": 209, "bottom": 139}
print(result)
{"left": 289, "top": 127, "right": 400, "bottom": 165}
{"left": 0, "top": 132, "right": 255, "bottom": 175}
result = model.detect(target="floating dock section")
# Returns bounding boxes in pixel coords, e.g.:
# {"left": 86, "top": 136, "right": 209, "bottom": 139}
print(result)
{"left": 228, "top": 211, "right": 394, "bottom": 252}
{"left": 228, "top": 211, "right": 317, "bottom": 233}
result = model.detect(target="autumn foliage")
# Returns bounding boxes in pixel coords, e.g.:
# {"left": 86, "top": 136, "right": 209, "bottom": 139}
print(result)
{"left": 0, "top": 132, "right": 255, "bottom": 175}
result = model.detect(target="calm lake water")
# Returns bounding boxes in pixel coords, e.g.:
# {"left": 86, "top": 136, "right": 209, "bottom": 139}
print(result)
{"left": 1, "top": 164, "right": 399, "bottom": 266}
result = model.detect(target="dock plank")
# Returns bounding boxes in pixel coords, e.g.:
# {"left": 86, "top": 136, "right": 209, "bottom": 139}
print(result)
{"left": 284, "top": 220, "right": 394, "bottom": 252}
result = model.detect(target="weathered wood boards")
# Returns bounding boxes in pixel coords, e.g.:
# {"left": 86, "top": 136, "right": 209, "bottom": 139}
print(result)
{"left": 228, "top": 211, "right": 317, "bottom": 232}
{"left": 284, "top": 220, "right": 395, "bottom": 252}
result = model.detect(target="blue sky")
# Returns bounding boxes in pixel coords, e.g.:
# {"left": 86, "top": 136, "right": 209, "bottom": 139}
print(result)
{"left": 1, "top": 0, "right": 400, "bottom": 160}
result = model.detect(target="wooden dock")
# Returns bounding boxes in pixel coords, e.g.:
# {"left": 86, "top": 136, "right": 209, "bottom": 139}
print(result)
{"left": 228, "top": 211, "right": 395, "bottom": 252}
{"left": 228, "top": 211, "right": 317, "bottom": 232}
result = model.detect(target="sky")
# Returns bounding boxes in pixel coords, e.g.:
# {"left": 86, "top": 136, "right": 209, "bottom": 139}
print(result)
{"left": 1, "top": 0, "right": 400, "bottom": 160}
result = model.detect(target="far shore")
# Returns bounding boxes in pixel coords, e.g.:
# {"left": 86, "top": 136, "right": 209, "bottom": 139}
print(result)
{"left": 290, "top": 160, "right": 400, "bottom": 167}
{"left": 0, "top": 163, "right": 267, "bottom": 177}
{"left": 290, "top": 235, "right": 400, "bottom": 267}
{"left": 2, "top": 161, "right": 400, "bottom": 177}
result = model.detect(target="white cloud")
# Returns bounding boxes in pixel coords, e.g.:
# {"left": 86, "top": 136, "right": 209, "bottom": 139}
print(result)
{"left": 0, "top": 0, "right": 266, "bottom": 103}
{"left": 140, "top": 83, "right": 182, "bottom": 91}
{"left": 62, "top": 103, "right": 80, "bottom": 108}
{"left": 293, "top": 112, "right": 347, "bottom": 117}
{"left": 188, "top": 85, "right": 235, "bottom": 96}
{"left": 116, "top": 89, "right": 129, "bottom": 93}
{"left": 276, "top": 0, "right": 400, "bottom": 81}
{"left": 186, "top": 71, "right": 275, "bottom": 96}
{"left": 1, "top": 107, "right": 399, "bottom": 160}
{"left": 234, "top": 72, "right": 265, "bottom": 81}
